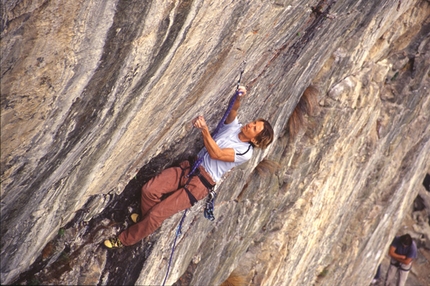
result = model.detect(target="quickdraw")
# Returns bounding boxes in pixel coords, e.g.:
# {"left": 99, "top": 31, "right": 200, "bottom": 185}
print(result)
{"left": 203, "top": 190, "right": 217, "bottom": 221}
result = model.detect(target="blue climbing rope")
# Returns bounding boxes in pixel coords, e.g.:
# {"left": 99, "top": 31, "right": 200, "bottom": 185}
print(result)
{"left": 162, "top": 209, "right": 188, "bottom": 286}
{"left": 187, "top": 65, "right": 246, "bottom": 176}
{"left": 162, "top": 63, "right": 246, "bottom": 286}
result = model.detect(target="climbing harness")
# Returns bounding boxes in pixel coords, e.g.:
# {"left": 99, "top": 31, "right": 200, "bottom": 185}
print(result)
{"left": 178, "top": 164, "right": 199, "bottom": 206}
{"left": 390, "top": 261, "right": 412, "bottom": 272}
{"left": 162, "top": 62, "right": 246, "bottom": 286}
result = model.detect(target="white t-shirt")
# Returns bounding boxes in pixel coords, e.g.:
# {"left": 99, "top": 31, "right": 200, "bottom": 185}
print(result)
{"left": 198, "top": 118, "right": 253, "bottom": 182}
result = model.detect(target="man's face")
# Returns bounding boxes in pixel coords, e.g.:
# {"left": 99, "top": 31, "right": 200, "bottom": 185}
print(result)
{"left": 242, "top": 120, "right": 264, "bottom": 140}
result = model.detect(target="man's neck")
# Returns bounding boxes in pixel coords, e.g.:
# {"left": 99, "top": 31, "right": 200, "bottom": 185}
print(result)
{"left": 238, "top": 132, "right": 251, "bottom": 143}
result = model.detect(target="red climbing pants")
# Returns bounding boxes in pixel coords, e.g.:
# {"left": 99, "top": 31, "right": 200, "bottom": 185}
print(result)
{"left": 119, "top": 160, "right": 215, "bottom": 246}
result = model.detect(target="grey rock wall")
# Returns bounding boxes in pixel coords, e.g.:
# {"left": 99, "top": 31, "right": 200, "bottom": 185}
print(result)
{"left": 1, "top": 0, "right": 429, "bottom": 285}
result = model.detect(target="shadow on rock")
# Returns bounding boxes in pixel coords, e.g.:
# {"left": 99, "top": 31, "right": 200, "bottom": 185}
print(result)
{"left": 12, "top": 151, "right": 194, "bottom": 285}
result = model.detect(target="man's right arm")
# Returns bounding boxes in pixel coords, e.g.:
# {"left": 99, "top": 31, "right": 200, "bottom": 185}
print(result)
{"left": 193, "top": 115, "right": 235, "bottom": 162}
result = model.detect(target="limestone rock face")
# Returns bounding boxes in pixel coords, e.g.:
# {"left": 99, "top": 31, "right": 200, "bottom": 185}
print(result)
{"left": 1, "top": 0, "right": 429, "bottom": 285}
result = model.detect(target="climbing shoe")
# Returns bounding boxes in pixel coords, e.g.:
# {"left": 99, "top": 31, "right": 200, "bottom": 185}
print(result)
{"left": 104, "top": 237, "right": 123, "bottom": 249}
{"left": 131, "top": 213, "right": 140, "bottom": 223}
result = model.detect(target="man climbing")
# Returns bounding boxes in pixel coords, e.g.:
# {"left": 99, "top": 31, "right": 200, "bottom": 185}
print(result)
{"left": 104, "top": 86, "right": 274, "bottom": 248}
{"left": 385, "top": 233, "right": 417, "bottom": 286}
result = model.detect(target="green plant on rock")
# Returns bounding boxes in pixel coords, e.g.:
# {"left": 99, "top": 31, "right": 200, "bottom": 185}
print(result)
{"left": 318, "top": 266, "right": 329, "bottom": 278}
{"left": 27, "top": 277, "right": 40, "bottom": 285}
{"left": 60, "top": 251, "right": 70, "bottom": 262}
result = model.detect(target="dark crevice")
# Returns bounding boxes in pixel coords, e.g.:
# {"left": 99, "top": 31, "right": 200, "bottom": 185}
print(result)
{"left": 11, "top": 129, "right": 201, "bottom": 285}
{"left": 131, "top": 0, "right": 195, "bottom": 96}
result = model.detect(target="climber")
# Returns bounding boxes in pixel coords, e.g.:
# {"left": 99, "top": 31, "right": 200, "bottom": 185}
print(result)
{"left": 385, "top": 233, "right": 417, "bottom": 286}
{"left": 104, "top": 86, "right": 274, "bottom": 248}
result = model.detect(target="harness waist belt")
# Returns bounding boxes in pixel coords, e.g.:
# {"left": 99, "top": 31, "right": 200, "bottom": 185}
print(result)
{"left": 197, "top": 172, "right": 215, "bottom": 190}
{"left": 179, "top": 161, "right": 215, "bottom": 206}
{"left": 195, "top": 165, "right": 216, "bottom": 189}
{"left": 390, "top": 261, "right": 412, "bottom": 272}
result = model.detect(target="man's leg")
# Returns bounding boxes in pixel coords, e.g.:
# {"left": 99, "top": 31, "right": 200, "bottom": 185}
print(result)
{"left": 374, "top": 264, "right": 381, "bottom": 279}
{"left": 140, "top": 164, "right": 185, "bottom": 217}
{"left": 385, "top": 261, "right": 398, "bottom": 286}
{"left": 372, "top": 264, "right": 381, "bottom": 284}
{"left": 119, "top": 174, "right": 208, "bottom": 246}
{"left": 397, "top": 263, "right": 412, "bottom": 286}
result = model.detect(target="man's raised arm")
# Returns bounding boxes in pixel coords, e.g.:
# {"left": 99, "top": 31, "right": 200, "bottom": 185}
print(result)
{"left": 225, "top": 86, "right": 247, "bottom": 124}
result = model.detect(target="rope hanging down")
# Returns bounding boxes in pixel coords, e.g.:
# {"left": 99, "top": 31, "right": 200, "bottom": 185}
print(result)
{"left": 162, "top": 63, "right": 246, "bottom": 286}
{"left": 162, "top": 208, "right": 188, "bottom": 286}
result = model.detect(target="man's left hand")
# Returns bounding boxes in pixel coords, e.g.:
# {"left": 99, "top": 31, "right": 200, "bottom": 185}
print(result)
{"left": 192, "top": 115, "right": 208, "bottom": 130}
{"left": 238, "top": 86, "right": 247, "bottom": 97}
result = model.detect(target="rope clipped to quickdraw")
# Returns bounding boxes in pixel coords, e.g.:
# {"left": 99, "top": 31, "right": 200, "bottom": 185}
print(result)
{"left": 203, "top": 190, "right": 217, "bottom": 221}
{"left": 188, "top": 62, "right": 246, "bottom": 177}
{"left": 162, "top": 62, "right": 246, "bottom": 286}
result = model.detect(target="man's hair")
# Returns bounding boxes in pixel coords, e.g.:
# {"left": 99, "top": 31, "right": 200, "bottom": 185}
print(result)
{"left": 253, "top": 118, "right": 274, "bottom": 149}
{"left": 400, "top": 234, "right": 413, "bottom": 246}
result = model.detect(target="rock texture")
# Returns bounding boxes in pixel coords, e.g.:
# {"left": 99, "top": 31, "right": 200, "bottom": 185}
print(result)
{"left": 1, "top": 0, "right": 429, "bottom": 285}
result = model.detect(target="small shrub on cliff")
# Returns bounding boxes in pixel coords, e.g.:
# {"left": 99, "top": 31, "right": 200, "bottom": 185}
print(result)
{"left": 255, "top": 159, "right": 281, "bottom": 177}
{"left": 220, "top": 270, "right": 247, "bottom": 286}
{"left": 288, "top": 85, "right": 319, "bottom": 138}
{"left": 27, "top": 277, "right": 40, "bottom": 285}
